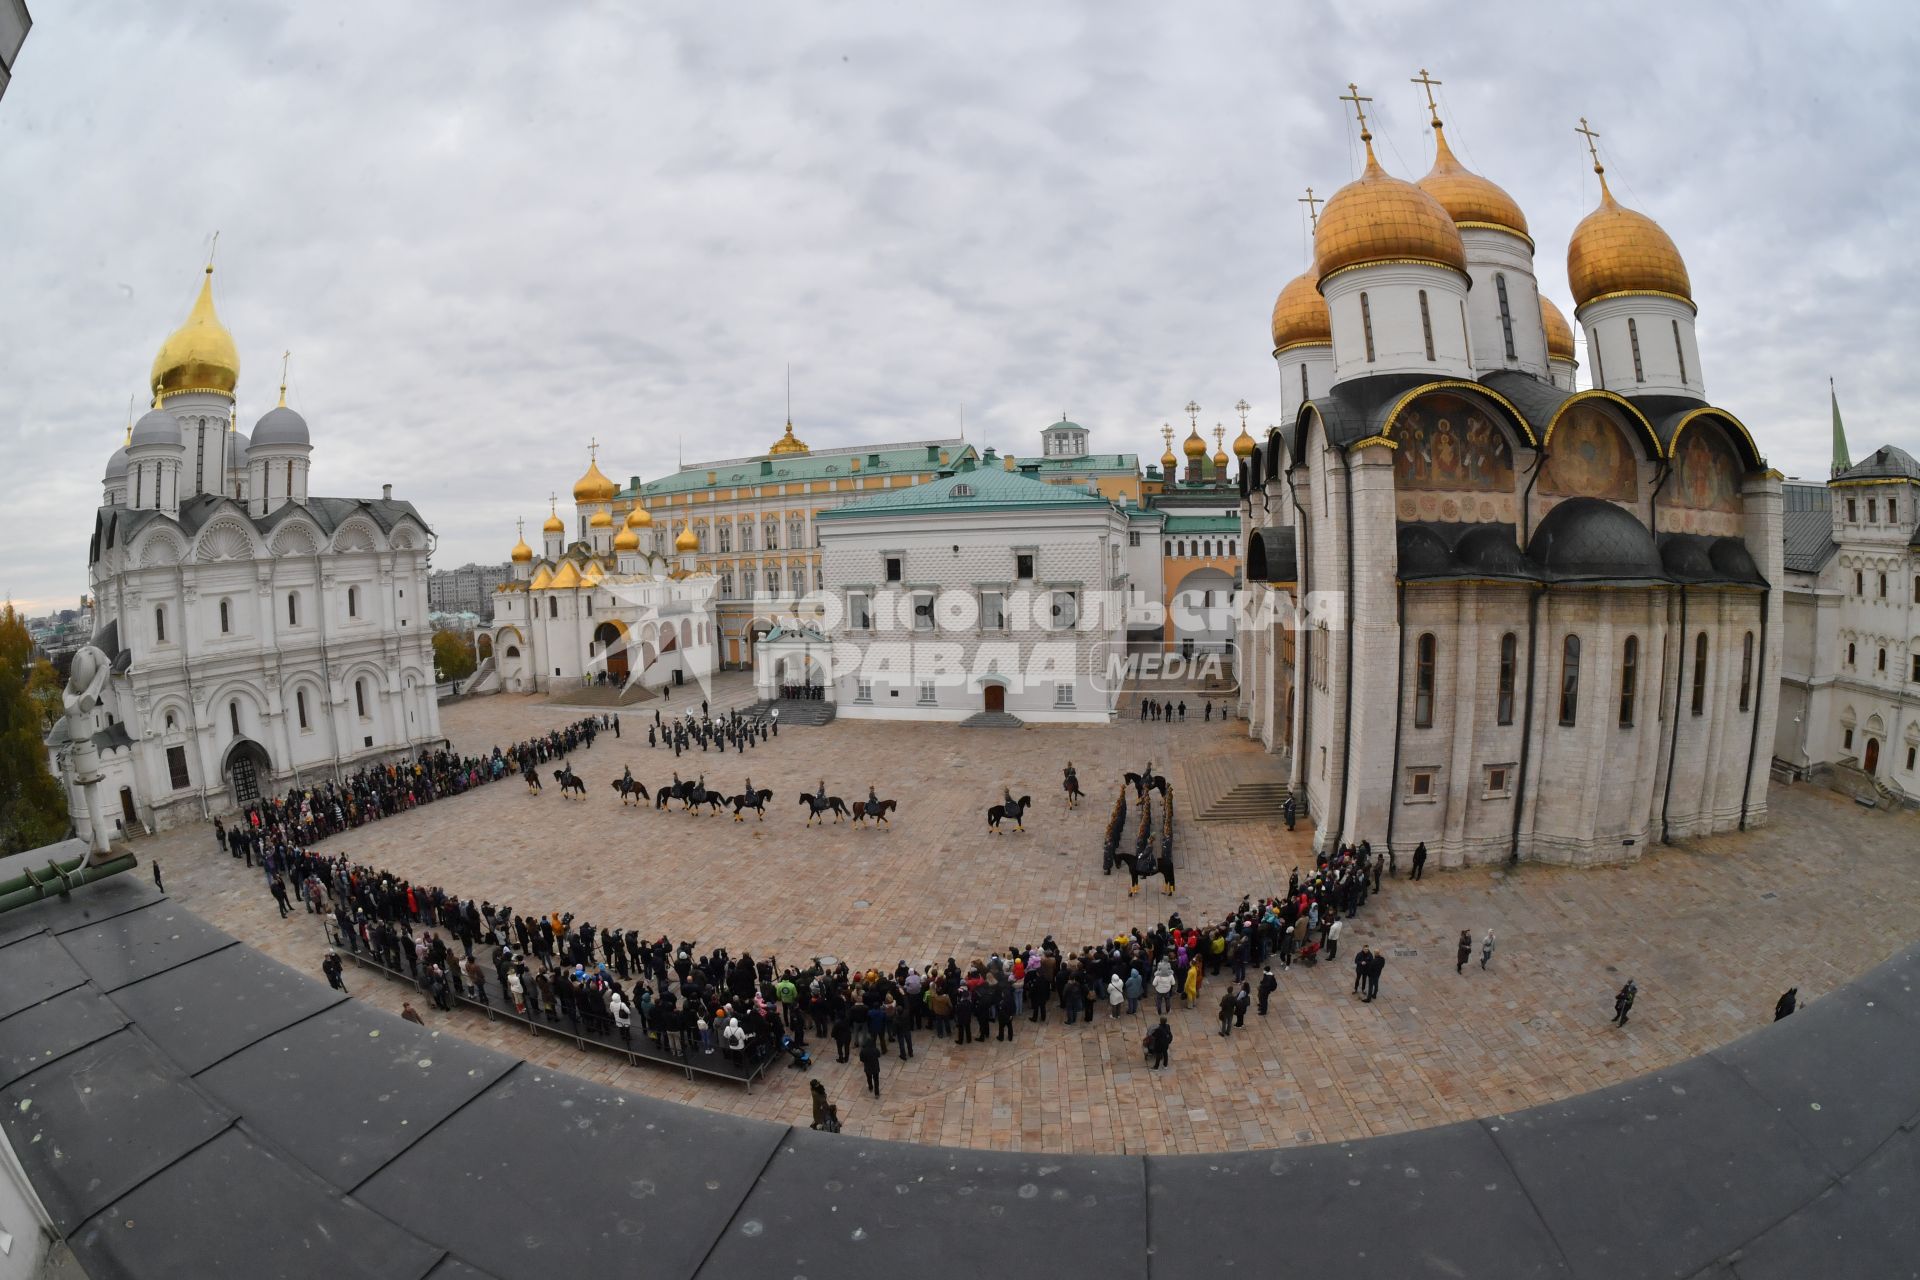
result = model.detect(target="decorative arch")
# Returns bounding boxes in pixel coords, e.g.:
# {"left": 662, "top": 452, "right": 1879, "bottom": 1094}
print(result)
{"left": 196, "top": 519, "right": 256, "bottom": 562}
{"left": 1539, "top": 390, "right": 1662, "bottom": 458}
{"left": 202, "top": 678, "right": 269, "bottom": 719}
{"left": 269, "top": 521, "right": 322, "bottom": 557}
{"left": 331, "top": 519, "right": 381, "bottom": 553}
{"left": 1667, "top": 406, "right": 1765, "bottom": 470}
{"left": 136, "top": 530, "right": 186, "bottom": 568}
{"left": 1377, "top": 380, "right": 1537, "bottom": 450}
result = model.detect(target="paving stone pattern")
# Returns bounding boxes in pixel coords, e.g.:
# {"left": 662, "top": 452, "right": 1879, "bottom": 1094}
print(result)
{"left": 145, "top": 679, "right": 1920, "bottom": 1156}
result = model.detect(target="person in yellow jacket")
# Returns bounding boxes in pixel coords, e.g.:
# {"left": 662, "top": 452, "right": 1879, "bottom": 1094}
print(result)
{"left": 1183, "top": 958, "right": 1202, "bottom": 1009}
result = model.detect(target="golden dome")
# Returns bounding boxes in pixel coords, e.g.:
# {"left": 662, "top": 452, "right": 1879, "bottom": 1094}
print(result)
{"left": 1416, "top": 122, "right": 1528, "bottom": 239}
{"left": 542, "top": 511, "right": 565, "bottom": 535}
{"left": 1540, "top": 295, "right": 1577, "bottom": 360}
{"left": 768, "top": 420, "right": 809, "bottom": 456}
{"left": 510, "top": 535, "right": 533, "bottom": 564}
{"left": 151, "top": 266, "right": 240, "bottom": 401}
{"left": 588, "top": 510, "right": 613, "bottom": 529}
{"left": 674, "top": 525, "right": 699, "bottom": 553}
{"left": 1160, "top": 447, "right": 1178, "bottom": 471}
{"left": 1270, "top": 270, "right": 1332, "bottom": 353}
{"left": 1566, "top": 174, "right": 1691, "bottom": 308}
{"left": 1314, "top": 138, "right": 1466, "bottom": 285}
{"left": 573, "top": 455, "right": 618, "bottom": 503}
{"left": 1183, "top": 428, "right": 1207, "bottom": 460}
{"left": 613, "top": 527, "right": 639, "bottom": 553}
{"left": 625, "top": 502, "right": 652, "bottom": 528}
{"left": 1233, "top": 426, "right": 1256, "bottom": 459}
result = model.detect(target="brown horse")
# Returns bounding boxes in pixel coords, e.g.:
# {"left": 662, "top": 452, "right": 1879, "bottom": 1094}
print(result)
{"left": 852, "top": 799, "right": 896, "bottom": 826}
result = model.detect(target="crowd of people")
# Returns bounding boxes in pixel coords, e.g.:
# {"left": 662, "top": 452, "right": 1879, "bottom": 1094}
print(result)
{"left": 642, "top": 702, "right": 775, "bottom": 757}
{"left": 215, "top": 717, "right": 609, "bottom": 864}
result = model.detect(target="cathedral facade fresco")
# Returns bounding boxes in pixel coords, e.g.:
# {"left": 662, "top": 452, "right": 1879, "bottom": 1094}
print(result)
{"left": 1540, "top": 404, "right": 1639, "bottom": 503}
{"left": 1393, "top": 392, "right": 1518, "bottom": 523}
{"left": 1660, "top": 422, "right": 1744, "bottom": 535}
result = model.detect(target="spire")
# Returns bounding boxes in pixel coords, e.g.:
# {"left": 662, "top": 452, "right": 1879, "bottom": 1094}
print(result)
{"left": 1831, "top": 378, "right": 1852, "bottom": 478}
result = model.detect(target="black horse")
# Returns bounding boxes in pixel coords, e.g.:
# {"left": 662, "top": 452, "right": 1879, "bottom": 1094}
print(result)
{"left": 552, "top": 766, "right": 586, "bottom": 799}
{"left": 798, "top": 794, "right": 847, "bottom": 825}
{"left": 852, "top": 798, "right": 896, "bottom": 826}
{"left": 1124, "top": 769, "right": 1169, "bottom": 798}
{"left": 1062, "top": 765, "right": 1083, "bottom": 810}
{"left": 610, "top": 777, "right": 649, "bottom": 806}
{"left": 987, "top": 795, "right": 1032, "bottom": 834}
{"left": 522, "top": 761, "right": 542, "bottom": 794}
{"left": 728, "top": 788, "right": 773, "bottom": 821}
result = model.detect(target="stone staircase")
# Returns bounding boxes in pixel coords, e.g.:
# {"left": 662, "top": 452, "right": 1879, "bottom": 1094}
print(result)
{"left": 1180, "top": 754, "right": 1291, "bottom": 822}
{"left": 743, "top": 698, "right": 837, "bottom": 727}
{"left": 959, "top": 710, "right": 1025, "bottom": 729}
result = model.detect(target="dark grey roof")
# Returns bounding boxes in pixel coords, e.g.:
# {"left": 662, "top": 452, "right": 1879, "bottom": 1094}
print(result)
{"left": 4, "top": 865, "right": 1918, "bottom": 1279}
{"left": 1782, "top": 508, "right": 1838, "bottom": 573}
{"left": 90, "top": 721, "right": 135, "bottom": 752}
{"left": 1658, "top": 533, "right": 1766, "bottom": 586}
{"left": 1837, "top": 444, "right": 1920, "bottom": 482}
{"left": 1244, "top": 526, "right": 1297, "bottom": 583}
{"left": 1479, "top": 369, "right": 1572, "bottom": 436}
{"left": 250, "top": 404, "right": 310, "bottom": 448}
{"left": 1396, "top": 522, "right": 1539, "bottom": 583}
{"left": 1528, "top": 498, "right": 1666, "bottom": 582}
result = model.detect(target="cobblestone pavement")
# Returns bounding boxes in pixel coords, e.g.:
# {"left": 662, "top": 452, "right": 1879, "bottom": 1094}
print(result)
{"left": 143, "top": 684, "right": 1920, "bottom": 1155}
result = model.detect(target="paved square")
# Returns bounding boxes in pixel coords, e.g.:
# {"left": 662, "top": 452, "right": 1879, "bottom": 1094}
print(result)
{"left": 146, "top": 680, "right": 1920, "bottom": 1155}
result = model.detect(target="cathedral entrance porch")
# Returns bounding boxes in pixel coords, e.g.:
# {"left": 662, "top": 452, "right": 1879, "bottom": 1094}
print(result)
{"left": 222, "top": 738, "right": 272, "bottom": 808}
{"left": 983, "top": 683, "right": 1005, "bottom": 713}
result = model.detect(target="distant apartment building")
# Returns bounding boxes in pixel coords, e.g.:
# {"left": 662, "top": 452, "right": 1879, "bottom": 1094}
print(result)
{"left": 428, "top": 562, "right": 512, "bottom": 620}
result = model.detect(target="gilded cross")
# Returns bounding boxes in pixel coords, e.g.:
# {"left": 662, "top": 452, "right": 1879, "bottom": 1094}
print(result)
{"left": 588, "top": 437, "right": 600, "bottom": 462}
{"left": 1298, "top": 187, "right": 1322, "bottom": 229}
{"left": 1339, "top": 83, "right": 1373, "bottom": 138}
{"left": 1184, "top": 400, "right": 1201, "bottom": 431}
{"left": 1576, "top": 117, "right": 1604, "bottom": 174}
{"left": 1235, "top": 398, "right": 1251, "bottom": 428}
{"left": 1411, "top": 68, "right": 1443, "bottom": 125}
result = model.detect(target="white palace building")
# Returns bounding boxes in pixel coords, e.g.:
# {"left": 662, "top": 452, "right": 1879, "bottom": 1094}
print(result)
{"left": 62, "top": 262, "right": 441, "bottom": 840}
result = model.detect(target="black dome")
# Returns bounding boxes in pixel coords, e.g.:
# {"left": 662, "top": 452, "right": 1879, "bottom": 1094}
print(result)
{"left": 1709, "top": 536, "right": 1762, "bottom": 583}
{"left": 1527, "top": 497, "right": 1662, "bottom": 580}
{"left": 1453, "top": 525, "right": 1535, "bottom": 578}
{"left": 1398, "top": 525, "right": 1455, "bottom": 578}
{"left": 1661, "top": 535, "right": 1716, "bottom": 580}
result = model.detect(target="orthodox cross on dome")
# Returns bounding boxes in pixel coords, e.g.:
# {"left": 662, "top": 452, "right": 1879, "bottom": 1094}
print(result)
{"left": 1298, "top": 187, "right": 1322, "bottom": 229}
{"left": 278, "top": 350, "right": 291, "bottom": 406}
{"left": 1576, "top": 117, "right": 1604, "bottom": 175}
{"left": 1235, "top": 398, "right": 1251, "bottom": 429}
{"left": 1213, "top": 425, "right": 1226, "bottom": 450}
{"left": 517, "top": 517, "right": 525, "bottom": 540}
{"left": 206, "top": 229, "right": 219, "bottom": 270}
{"left": 1162, "top": 423, "right": 1174, "bottom": 448}
{"left": 1184, "top": 400, "right": 1200, "bottom": 432}
{"left": 549, "top": 492, "right": 558, "bottom": 513}
{"left": 1339, "top": 83, "right": 1373, "bottom": 141}
{"left": 1411, "top": 68, "right": 1443, "bottom": 127}
{"left": 587, "top": 436, "right": 600, "bottom": 462}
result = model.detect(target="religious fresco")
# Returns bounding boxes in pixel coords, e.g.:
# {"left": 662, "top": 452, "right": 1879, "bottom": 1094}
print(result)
{"left": 1660, "top": 421, "right": 1743, "bottom": 535}
{"left": 1394, "top": 393, "right": 1518, "bottom": 524}
{"left": 1541, "top": 405, "right": 1639, "bottom": 502}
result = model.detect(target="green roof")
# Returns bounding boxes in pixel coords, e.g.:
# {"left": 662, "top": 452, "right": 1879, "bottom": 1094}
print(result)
{"left": 1161, "top": 514, "right": 1240, "bottom": 533}
{"left": 816, "top": 465, "right": 1114, "bottom": 519}
{"left": 622, "top": 441, "right": 975, "bottom": 497}
{"left": 1014, "top": 453, "right": 1139, "bottom": 474}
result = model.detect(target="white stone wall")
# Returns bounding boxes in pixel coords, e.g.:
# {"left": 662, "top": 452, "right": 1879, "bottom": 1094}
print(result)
{"left": 1578, "top": 293, "right": 1704, "bottom": 400}
{"left": 1324, "top": 261, "right": 1474, "bottom": 388}
{"left": 1459, "top": 226, "right": 1550, "bottom": 381}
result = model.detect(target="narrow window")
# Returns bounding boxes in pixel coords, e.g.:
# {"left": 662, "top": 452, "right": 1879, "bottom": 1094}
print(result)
{"left": 1848, "top": 641, "right": 1856, "bottom": 667}
{"left": 1855, "top": 570, "right": 1864, "bottom": 596}
{"left": 355, "top": 680, "right": 368, "bottom": 718}
{"left": 347, "top": 585, "right": 359, "bottom": 618}
{"left": 1869, "top": 498, "right": 1878, "bottom": 523}
{"left": 1593, "top": 340, "right": 1606, "bottom": 388}
{"left": 1418, "top": 289, "right": 1435, "bottom": 361}
{"left": 1016, "top": 553, "right": 1034, "bottom": 579}
{"left": 229, "top": 701, "right": 240, "bottom": 735}
{"left": 1497, "top": 632, "right": 1517, "bottom": 726}
{"left": 1878, "top": 647, "right": 1887, "bottom": 673}
{"left": 1299, "top": 362, "right": 1309, "bottom": 403}
{"left": 1628, "top": 318, "right": 1645, "bottom": 382}
{"left": 1909, "top": 746, "right": 1917, "bottom": 771}
{"left": 548, "top": 596, "right": 558, "bottom": 619}
{"left": 1843, "top": 727, "right": 1854, "bottom": 751}
{"left": 135, "top": 468, "right": 143, "bottom": 508}
{"left": 1414, "top": 632, "right": 1436, "bottom": 728}
{"left": 287, "top": 592, "right": 298, "bottom": 626}
{"left": 1559, "top": 634, "right": 1581, "bottom": 726}
{"left": 1691, "top": 631, "right": 1709, "bottom": 716}
{"left": 1880, "top": 571, "right": 1888, "bottom": 598}
{"left": 1740, "top": 632, "right": 1755, "bottom": 711}
{"left": 1494, "top": 273, "right": 1516, "bottom": 360}
{"left": 285, "top": 459, "right": 294, "bottom": 496}
{"left": 296, "top": 689, "right": 309, "bottom": 730}
{"left": 1891, "top": 499, "right": 1900, "bottom": 522}
{"left": 1671, "top": 319, "right": 1688, "bottom": 383}
{"left": 1360, "top": 291, "right": 1376, "bottom": 362}
{"left": 154, "top": 605, "right": 166, "bottom": 644}
{"left": 1619, "top": 635, "right": 1639, "bottom": 727}
{"left": 218, "top": 599, "right": 231, "bottom": 634}
{"left": 885, "top": 556, "right": 903, "bottom": 583}
{"left": 1848, "top": 499, "right": 1858, "bottom": 522}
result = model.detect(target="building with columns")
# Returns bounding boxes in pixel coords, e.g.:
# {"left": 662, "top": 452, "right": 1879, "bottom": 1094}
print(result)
{"left": 68, "top": 262, "right": 441, "bottom": 840}
{"left": 1236, "top": 87, "right": 1781, "bottom": 866}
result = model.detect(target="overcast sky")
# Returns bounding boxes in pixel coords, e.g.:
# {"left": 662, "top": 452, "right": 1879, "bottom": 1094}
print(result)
{"left": 1, "top": 1, "right": 1913, "bottom": 612}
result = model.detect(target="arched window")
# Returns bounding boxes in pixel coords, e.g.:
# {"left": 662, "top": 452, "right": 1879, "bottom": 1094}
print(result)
{"left": 347, "top": 585, "right": 359, "bottom": 618}
{"left": 1593, "top": 341, "right": 1606, "bottom": 388}
{"left": 1628, "top": 317, "right": 1645, "bottom": 382}
{"left": 296, "top": 689, "right": 309, "bottom": 731}
{"left": 1559, "top": 635, "right": 1581, "bottom": 726}
{"left": 1877, "top": 646, "right": 1887, "bottom": 673}
{"left": 218, "top": 598, "right": 232, "bottom": 634}
{"left": 1299, "top": 363, "right": 1309, "bottom": 402}
{"left": 1360, "top": 291, "right": 1376, "bottom": 363}
{"left": 1418, "top": 289, "right": 1435, "bottom": 361}
{"left": 287, "top": 592, "right": 299, "bottom": 627}
{"left": 1672, "top": 319, "right": 1688, "bottom": 384}
{"left": 1740, "top": 631, "right": 1755, "bottom": 711}
{"left": 229, "top": 701, "right": 240, "bottom": 735}
{"left": 1494, "top": 273, "right": 1516, "bottom": 360}
{"left": 1848, "top": 641, "right": 1857, "bottom": 667}
{"left": 718, "top": 524, "right": 731, "bottom": 553}
{"left": 1619, "top": 635, "right": 1638, "bottom": 728}
{"left": 1497, "top": 632, "right": 1517, "bottom": 726}
{"left": 1878, "top": 571, "right": 1887, "bottom": 598}
{"left": 1869, "top": 499, "right": 1878, "bottom": 524}
{"left": 1691, "top": 631, "right": 1709, "bottom": 716}
{"left": 1414, "top": 633, "right": 1437, "bottom": 728}
{"left": 154, "top": 605, "right": 167, "bottom": 644}
{"left": 547, "top": 596, "right": 557, "bottom": 619}
{"left": 355, "top": 680, "right": 368, "bottom": 718}
{"left": 285, "top": 459, "right": 294, "bottom": 496}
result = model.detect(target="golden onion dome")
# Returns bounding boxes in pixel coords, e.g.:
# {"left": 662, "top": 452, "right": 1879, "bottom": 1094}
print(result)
{"left": 1566, "top": 172, "right": 1691, "bottom": 308}
{"left": 510, "top": 534, "right": 533, "bottom": 564}
{"left": 1160, "top": 446, "right": 1179, "bottom": 471}
{"left": 1416, "top": 121, "right": 1529, "bottom": 240}
{"left": 588, "top": 509, "right": 613, "bottom": 529}
{"left": 1233, "top": 426, "right": 1256, "bottom": 459}
{"left": 542, "top": 510, "right": 565, "bottom": 535}
{"left": 768, "top": 420, "right": 809, "bottom": 456}
{"left": 674, "top": 525, "right": 699, "bottom": 553}
{"left": 1314, "top": 137, "right": 1466, "bottom": 285}
{"left": 151, "top": 266, "right": 240, "bottom": 401}
{"left": 625, "top": 502, "right": 653, "bottom": 528}
{"left": 1183, "top": 428, "right": 1207, "bottom": 460}
{"left": 1270, "top": 269, "right": 1332, "bottom": 353}
{"left": 1211, "top": 449, "right": 1230, "bottom": 474}
{"left": 613, "top": 526, "right": 639, "bottom": 553}
{"left": 573, "top": 455, "right": 618, "bottom": 502}
{"left": 1540, "top": 295, "right": 1577, "bottom": 360}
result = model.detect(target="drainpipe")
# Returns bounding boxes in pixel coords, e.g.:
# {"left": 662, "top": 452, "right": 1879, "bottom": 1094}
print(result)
{"left": 1739, "top": 584, "right": 1771, "bottom": 829}
{"left": 1332, "top": 443, "right": 1357, "bottom": 850}
{"left": 1286, "top": 463, "right": 1312, "bottom": 800}
{"left": 173, "top": 563, "right": 212, "bottom": 822}
{"left": 1661, "top": 585, "right": 1689, "bottom": 844}
{"left": 315, "top": 551, "right": 345, "bottom": 784}
{"left": 1385, "top": 581, "right": 1406, "bottom": 857}
{"left": 1508, "top": 583, "right": 1543, "bottom": 864}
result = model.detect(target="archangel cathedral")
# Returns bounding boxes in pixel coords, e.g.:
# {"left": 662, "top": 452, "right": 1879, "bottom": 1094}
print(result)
{"left": 60, "top": 262, "right": 441, "bottom": 841}
{"left": 1237, "top": 83, "right": 1781, "bottom": 866}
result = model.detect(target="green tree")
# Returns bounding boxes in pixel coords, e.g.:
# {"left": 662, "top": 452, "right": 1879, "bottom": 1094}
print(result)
{"left": 0, "top": 605, "right": 71, "bottom": 854}
{"left": 432, "top": 627, "right": 476, "bottom": 683}
{"left": 25, "top": 659, "right": 62, "bottom": 730}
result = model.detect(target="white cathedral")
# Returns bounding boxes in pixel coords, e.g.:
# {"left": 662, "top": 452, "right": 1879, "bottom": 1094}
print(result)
{"left": 1236, "top": 87, "right": 1782, "bottom": 866}
{"left": 62, "top": 262, "right": 441, "bottom": 842}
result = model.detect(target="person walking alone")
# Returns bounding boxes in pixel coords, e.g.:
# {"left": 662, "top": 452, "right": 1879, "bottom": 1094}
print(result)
{"left": 1147, "top": 1018, "right": 1172, "bottom": 1069}
{"left": 1456, "top": 930, "right": 1472, "bottom": 974}
{"left": 1773, "top": 988, "right": 1798, "bottom": 1021}
{"left": 859, "top": 1035, "right": 882, "bottom": 1096}
{"left": 1410, "top": 842, "right": 1428, "bottom": 881}
{"left": 1612, "top": 979, "right": 1637, "bottom": 1027}
{"left": 1217, "top": 990, "right": 1236, "bottom": 1037}
{"left": 1257, "top": 967, "right": 1277, "bottom": 1016}
{"left": 1480, "top": 930, "right": 1496, "bottom": 971}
